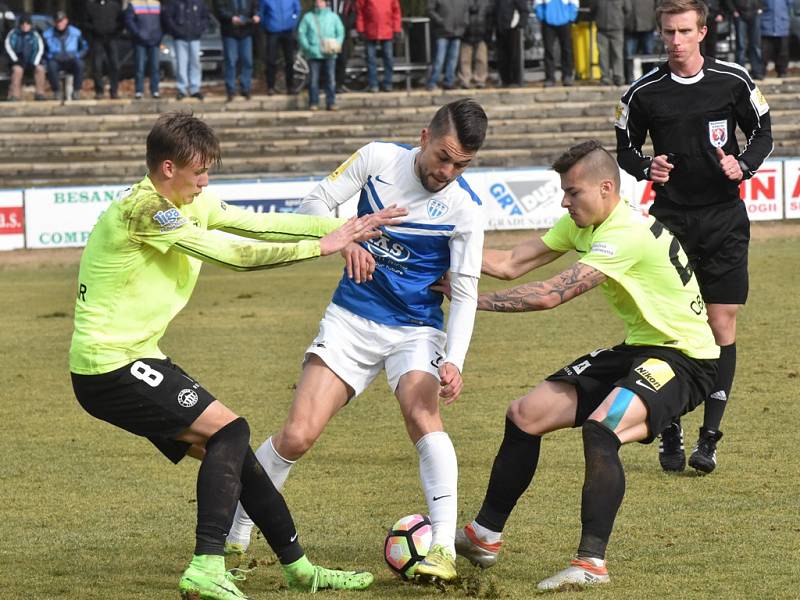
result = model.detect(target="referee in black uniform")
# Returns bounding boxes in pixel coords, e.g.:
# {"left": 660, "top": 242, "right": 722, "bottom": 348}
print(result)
{"left": 614, "top": 0, "right": 773, "bottom": 474}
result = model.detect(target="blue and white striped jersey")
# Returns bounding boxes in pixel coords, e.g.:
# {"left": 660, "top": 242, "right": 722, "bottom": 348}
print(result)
{"left": 302, "top": 141, "right": 485, "bottom": 330}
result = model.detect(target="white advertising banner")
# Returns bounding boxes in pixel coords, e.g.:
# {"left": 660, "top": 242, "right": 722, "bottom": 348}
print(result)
{"left": 465, "top": 168, "right": 566, "bottom": 230}
{"left": 13, "top": 160, "right": 796, "bottom": 250}
{"left": 627, "top": 158, "right": 784, "bottom": 221}
{"left": 0, "top": 189, "right": 25, "bottom": 251}
{"left": 742, "top": 161, "right": 783, "bottom": 221}
{"left": 23, "top": 180, "right": 326, "bottom": 249}
{"left": 783, "top": 160, "right": 800, "bottom": 219}
{"left": 24, "top": 185, "right": 126, "bottom": 249}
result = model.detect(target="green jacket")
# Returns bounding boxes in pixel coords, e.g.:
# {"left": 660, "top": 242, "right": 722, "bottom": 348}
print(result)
{"left": 297, "top": 7, "right": 344, "bottom": 58}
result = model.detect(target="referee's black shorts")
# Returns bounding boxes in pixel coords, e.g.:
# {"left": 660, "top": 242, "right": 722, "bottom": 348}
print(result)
{"left": 546, "top": 344, "right": 718, "bottom": 442}
{"left": 650, "top": 199, "right": 749, "bottom": 304}
{"left": 71, "top": 358, "right": 217, "bottom": 463}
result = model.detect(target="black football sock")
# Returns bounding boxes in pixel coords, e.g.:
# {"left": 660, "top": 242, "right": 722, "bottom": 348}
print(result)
{"left": 195, "top": 417, "right": 250, "bottom": 556}
{"left": 703, "top": 342, "right": 735, "bottom": 432}
{"left": 578, "top": 420, "right": 624, "bottom": 560}
{"left": 476, "top": 417, "right": 541, "bottom": 532}
{"left": 240, "top": 447, "right": 304, "bottom": 565}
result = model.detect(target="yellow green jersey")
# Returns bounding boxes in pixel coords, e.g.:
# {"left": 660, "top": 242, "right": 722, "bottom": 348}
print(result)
{"left": 70, "top": 176, "right": 344, "bottom": 375}
{"left": 542, "top": 200, "right": 719, "bottom": 359}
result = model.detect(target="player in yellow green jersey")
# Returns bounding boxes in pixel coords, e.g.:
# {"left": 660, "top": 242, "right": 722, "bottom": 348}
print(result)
{"left": 69, "top": 112, "right": 405, "bottom": 600}
{"left": 444, "top": 140, "right": 719, "bottom": 590}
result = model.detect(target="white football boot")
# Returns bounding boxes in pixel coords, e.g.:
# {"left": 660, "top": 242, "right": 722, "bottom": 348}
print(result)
{"left": 454, "top": 523, "right": 502, "bottom": 568}
{"left": 536, "top": 557, "right": 610, "bottom": 590}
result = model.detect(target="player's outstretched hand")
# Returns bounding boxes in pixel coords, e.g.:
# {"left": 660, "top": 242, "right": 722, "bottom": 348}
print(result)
{"left": 649, "top": 154, "right": 674, "bottom": 183}
{"left": 320, "top": 205, "right": 406, "bottom": 257}
{"left": 716, "top": 147, "right": 743, "bottom": 181}
{"left": 439, "top": 362, "right": 463, "bottom": 404}
{"left": 356, "top": 204, "right": 407, "bottom": 236}
{"left": 342, "top": 242, "right": 376, "bottom": 283}
{"left": 430, "top": 273, "right": 452, "bottom": 300}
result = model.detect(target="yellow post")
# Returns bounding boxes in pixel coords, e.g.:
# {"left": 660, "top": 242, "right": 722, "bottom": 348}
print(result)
{"left": 571, "top": 21, "right": 601, "bottom": 81}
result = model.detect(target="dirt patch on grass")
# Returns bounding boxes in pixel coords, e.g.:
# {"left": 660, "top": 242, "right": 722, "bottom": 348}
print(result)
{"left": 0, "top": 221, "right": 798, "bottom": 269}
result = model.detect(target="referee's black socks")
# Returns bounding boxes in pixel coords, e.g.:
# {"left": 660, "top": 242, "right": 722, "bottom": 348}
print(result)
{"left": 476, "top": 416, "right": 541, "bottom": 533}
{"left": 578, "top": 420, "right": 624, "bottom": 560}
{"left": 704, "top": 342, "right": 735, "bottom": 433}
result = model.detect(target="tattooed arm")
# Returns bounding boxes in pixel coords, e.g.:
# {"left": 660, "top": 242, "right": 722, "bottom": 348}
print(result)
{"left": 477, "top": 262, "right": 607, "bottom": 312}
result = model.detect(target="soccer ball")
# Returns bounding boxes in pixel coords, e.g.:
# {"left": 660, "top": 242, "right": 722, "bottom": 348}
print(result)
{"left": 384, "top": 514, "right": 432, "bottom": 580}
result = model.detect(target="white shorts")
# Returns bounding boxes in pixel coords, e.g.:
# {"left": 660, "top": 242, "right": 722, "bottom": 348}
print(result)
{"left": 305, "top": 303, "right": 446, "bottom": 397}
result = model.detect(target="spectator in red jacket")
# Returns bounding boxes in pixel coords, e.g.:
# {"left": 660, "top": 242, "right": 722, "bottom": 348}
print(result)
{"left": 356, "top": 0, "right": 401, "bottom": 92}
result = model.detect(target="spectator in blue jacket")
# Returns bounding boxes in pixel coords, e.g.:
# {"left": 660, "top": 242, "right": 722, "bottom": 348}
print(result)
{"left": 124, "top": 0, "right": 163, "bottom": 99}
{"left": 260, "top": 0, "right": 301, "bottom": 95}
{"left": 43, "top": 11, "right": 88, "bottom": 100}
{"left": 163, "top": 0, "right": 210, "bottom": 100}
{"left": 534, "top": 0, "right": 579, "bottom": 86}
{"left": 761, "top": 0, "right": 792, "bottom": 77}
{"left": 297, "top": 0, "right": 344, "bottom": 110}
{"left": 214, "top": 0, "right": 261, "bottom": 101}
{"left": 4, "top": 13, "right": 47, "bottom": 101}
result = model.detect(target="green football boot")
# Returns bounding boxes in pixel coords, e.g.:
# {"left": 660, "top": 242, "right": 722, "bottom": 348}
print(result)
{"left": 179, "top": 554, "right": 252, "bottom": 600}
{"left": 282, "top": 555, "right": 374, "bottom": 592}
{"left": 414, "top": 544, "right": 457, "bottom": 583}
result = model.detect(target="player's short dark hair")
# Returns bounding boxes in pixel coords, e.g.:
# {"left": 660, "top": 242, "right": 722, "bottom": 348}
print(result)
{"left": 656, "top": 0, "right": 708, "bottom": 30}
{"left": 552, "top": 140, "right": 620, "bottom": 189}
{"left": 428, "top": 98, "right": 488, "bottom": 153}
{"left": 146, "top": 112, "right": 221, "bottom": 172}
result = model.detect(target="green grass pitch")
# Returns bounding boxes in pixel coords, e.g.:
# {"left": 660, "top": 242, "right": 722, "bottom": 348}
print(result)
{"left": 1, "top": 226, "right": 798, "bottom": 599}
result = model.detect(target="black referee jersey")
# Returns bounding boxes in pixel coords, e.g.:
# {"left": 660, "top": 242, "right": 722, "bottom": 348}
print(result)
{"left": 614, "top": 57, "right": 774, "bottom": 208}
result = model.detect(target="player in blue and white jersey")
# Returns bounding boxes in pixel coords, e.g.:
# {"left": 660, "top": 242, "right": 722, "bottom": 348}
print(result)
{"left": 227, "top": 99, "right": 489, "bottom": 584}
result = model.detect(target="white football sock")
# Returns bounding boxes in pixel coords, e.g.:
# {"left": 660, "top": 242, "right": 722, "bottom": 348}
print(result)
{"left": 226, "top": 437, "right": 295, "bottom": 548}
{"left": 416, "top": 431, "right": 458, "bottom": 555}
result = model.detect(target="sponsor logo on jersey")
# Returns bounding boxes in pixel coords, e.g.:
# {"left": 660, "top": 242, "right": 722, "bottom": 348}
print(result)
{"left": 614, "top": 100, "right": 629, "bottom": 128}
{"left": 366, "top": 234, "right": 411, "bottom": 262}
{"left": 327, "top": 151, "right": 359, "bottom": 181}
{"left": 708, "top": 119, "right": 728, "bottom": 148}
{"left": 590, "top": 242, "right": 616, "bottom": 257}
{"left": 177, "top": 388, "right": 199, "bottom": 408}
{"left": 427, "top": 197, "right": 449, "bottom": 219}
{"left": 751, "top": 86, "right": 769, "bottom": 116}
{"left": 633, "top": 359, "right": 675, "bottom": 391}
{"left": 710, "top": 390, "right": 728, "bottom": 402}
{"left": 375, "top": 174, "right": 392, "bottom": 185}
{"left": 153, "top": 208, "right": 188, "bottom": 232}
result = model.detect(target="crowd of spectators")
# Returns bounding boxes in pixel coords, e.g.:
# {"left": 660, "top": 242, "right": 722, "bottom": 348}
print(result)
{"left": 1, "top": 0, "right": 795, "bottom": 102}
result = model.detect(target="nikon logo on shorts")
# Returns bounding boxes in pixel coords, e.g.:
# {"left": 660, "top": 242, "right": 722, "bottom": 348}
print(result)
{"left": 633, "top": 359, "right": 675, "bottom": 391}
